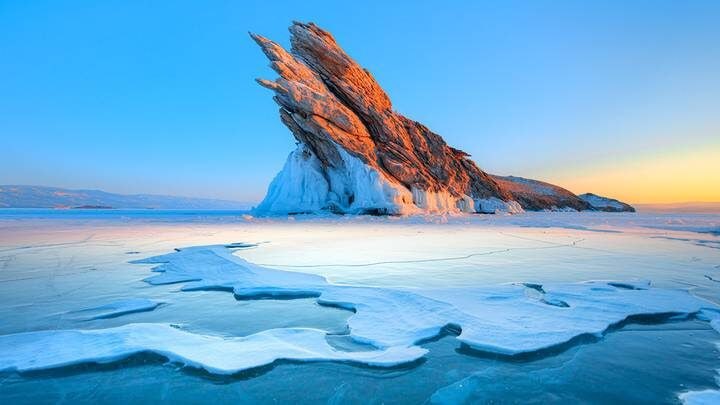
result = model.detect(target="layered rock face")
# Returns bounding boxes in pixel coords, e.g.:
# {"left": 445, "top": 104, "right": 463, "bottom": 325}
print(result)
{"left": 491, "top": 176, "right": 591, "bottom": 212}
{"left": 251, "top": 22, "right": 632, "bottom": 215}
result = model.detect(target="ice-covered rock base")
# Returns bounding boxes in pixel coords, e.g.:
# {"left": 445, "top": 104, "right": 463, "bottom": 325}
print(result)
{"left": 254, "top": 143, "right": 524, "bottom": 216}
{"left": 254, "top": 143, "right": 417, "bottom": 215}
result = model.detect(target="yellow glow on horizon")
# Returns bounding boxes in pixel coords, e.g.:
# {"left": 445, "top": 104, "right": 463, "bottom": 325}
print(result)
{"left": 546, "top": 146, "right": 720, "bottom": 204}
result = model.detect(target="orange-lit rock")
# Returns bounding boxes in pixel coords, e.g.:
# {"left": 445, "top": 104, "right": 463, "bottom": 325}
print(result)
{"left": 251, "top": 22, "right": 632, "bottom": 214}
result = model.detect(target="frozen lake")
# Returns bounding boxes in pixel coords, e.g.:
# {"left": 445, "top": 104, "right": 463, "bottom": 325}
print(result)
{"left": 0, "top": 209, "right": 719, "bottom": 403}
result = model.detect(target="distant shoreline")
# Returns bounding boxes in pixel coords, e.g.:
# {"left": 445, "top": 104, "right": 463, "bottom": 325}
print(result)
{"left": 633, "top": 202, "right": 720, "bottom": 214}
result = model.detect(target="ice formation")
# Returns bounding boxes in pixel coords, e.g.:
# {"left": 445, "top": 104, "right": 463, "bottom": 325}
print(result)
{"left": 0, "top": 324, "right": 426, "bottom": 375}
{"left": 135, "top": 245, "right": 717, "bottom": 354}
{"left": 69, "top": 298, "right": 162, "bottom": 320}
{"left": 1, "top": 242, "right": 716, "bottom": 377}
{"left": 255, "top": 143, "right": 418, "bottom": 215}
{"left": 254, "top": 142, "right": 529, "bottom": 216}
{"left": 680, "top": 389, "right": 720, "bottom": 405}
{"left": 472, "top": 197, "right": 524, "bottom": 215}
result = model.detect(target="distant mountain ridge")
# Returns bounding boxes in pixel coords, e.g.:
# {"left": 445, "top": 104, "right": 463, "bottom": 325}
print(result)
{"left": 0, "top": 185, "right": 252, "bottom": 209}
{"left": 634, "top": 202, "right": 720, "bottom": 214}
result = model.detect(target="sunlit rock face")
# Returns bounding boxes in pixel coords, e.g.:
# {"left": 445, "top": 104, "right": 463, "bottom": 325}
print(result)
{"left": 491, "top": 176, "right": 591, "bottom": 212}
{"left": 251, "top": 22, "right": 632, "bottom": 215}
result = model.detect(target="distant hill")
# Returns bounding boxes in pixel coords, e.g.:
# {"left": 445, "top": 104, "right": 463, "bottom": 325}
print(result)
{"left": 634, "top": 202, "right": 720, "bottom": 214}
{"left": 0, "top": 185, "right": 253, "bottom": 209}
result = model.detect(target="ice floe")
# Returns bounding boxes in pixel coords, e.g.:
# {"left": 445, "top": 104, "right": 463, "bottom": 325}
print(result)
{"left": 132, "top": 245, "right": 326, "bottom": 292}
{"left": 69, "top": 298, "right": 162, "bottom": 320}
{"left": 0, "top": 324, "right": 426, "bottom": 375}
{"left": 2, "top": 243, "right": 718, "bottom": 378}
{"left": 133, "top": 245, "right": 719, "bottom": 354}
{"left": 680, "top": 389, "right": 720, "bottom": 405}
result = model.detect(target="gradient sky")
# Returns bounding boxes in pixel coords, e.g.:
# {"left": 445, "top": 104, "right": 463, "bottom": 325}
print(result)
{"left": 2, "top": 0, "right": 719, "bottom": 203}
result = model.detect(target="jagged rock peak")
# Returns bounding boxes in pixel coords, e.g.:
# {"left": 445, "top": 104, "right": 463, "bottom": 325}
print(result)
{"left": 250, "top": 22, "right": 633, "bottom": 215}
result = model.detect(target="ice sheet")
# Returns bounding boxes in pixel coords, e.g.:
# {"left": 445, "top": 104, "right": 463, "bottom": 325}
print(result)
{"left": 0, "top": 324, "right": 426, "bottom": 375}
{"left": 1, "top": 211, "right": 718, "bottom": 396}
{"left": 69, "top": 298, "right": 162, "bottom": 320}
{"left": 680, "top": 389, "right": 720, "bottom": 405}
{"left": 133, "top": 245, "right": 719, "bottom": 354}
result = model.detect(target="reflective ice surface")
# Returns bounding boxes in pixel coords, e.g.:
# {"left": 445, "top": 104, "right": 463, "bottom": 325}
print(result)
{"left": 0, "top": 209, "right": 719, "bottom": 403}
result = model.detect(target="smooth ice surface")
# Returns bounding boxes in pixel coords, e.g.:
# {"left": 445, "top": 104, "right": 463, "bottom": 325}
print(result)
{"left": 683, "top": 310, "right": 720, "bottom": 403}
{"left": 680, "top": 389, "right": 720, "bottom": 405}
{"left": 0, "top": 324, "right": 426, "bottom": 374}
{"left": 70, "top": 298, "right": 162, "bottom": 320}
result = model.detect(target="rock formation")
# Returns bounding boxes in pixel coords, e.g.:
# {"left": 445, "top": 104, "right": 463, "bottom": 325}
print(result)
{"left": 490, "top": 176, "right": 590, "bottom": 212}
{"left": 579, "top": 193, "right": 636, "bottom": 212}
{"left": 251, "top": 22, "right": 633, "bottom": 215}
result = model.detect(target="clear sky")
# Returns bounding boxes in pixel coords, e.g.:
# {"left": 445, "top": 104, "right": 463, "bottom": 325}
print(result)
{"left": 2, "top": 0, "right": 718, "bottom": 203}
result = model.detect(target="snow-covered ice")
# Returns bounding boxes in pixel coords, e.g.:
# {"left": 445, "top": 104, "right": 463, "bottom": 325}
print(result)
{"left": 0, "top": 324, "right": 426, "bottom": 374}
{"left": 129, "top": 245, "right": 718, "bottom": 354}
{"left": 3, "top": 240, "right": 716, "bottom": 375}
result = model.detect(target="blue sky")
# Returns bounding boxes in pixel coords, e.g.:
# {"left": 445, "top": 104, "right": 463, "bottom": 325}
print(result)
{"left": 2, "top": 0, "right": 718, "bottom": 203}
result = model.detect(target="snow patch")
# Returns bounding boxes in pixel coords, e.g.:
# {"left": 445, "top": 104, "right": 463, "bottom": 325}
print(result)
{"left": 254, "top": 143, "right": 416, "bottom": 215}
